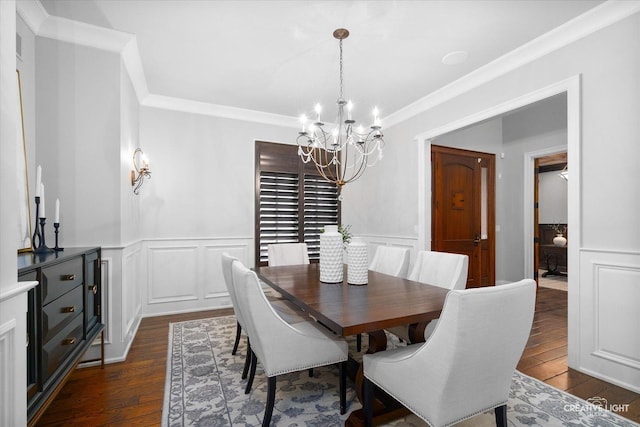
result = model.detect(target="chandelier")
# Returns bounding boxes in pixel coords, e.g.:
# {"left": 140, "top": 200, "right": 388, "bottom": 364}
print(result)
{"left": 297, "top": 28, "right": 384, "bottom": 191}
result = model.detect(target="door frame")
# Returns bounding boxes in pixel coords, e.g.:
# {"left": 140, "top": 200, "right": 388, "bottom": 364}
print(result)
{"left": 524, "top": 146, "right": 568, "bottom": 283}
{"left": 415, "top": 75, "right": 581, "bottom": 368}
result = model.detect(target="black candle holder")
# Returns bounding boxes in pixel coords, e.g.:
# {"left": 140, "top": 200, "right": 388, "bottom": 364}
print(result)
{"left": 31, "top": 196, "right": 41, "bottom": 250}
{"left": 54, "top": 223, "right": 64, "bottom": 251}
{"left": 33, "top": 217, "right": 54, "bottom": 254}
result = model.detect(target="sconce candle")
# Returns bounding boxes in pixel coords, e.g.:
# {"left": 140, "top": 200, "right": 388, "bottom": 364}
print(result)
{"left": 55, "top": 198, "right": 60, "bottom": 223}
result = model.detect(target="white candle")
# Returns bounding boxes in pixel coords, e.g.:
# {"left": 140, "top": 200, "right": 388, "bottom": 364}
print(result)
{"left": 36, "top": 165, "right": 42, "bottom": 198}
{"left": 55, "top": 198, "right": 60, "bottom": 223}
{"left": 314, "top": 103, "right": 322, "bottom": 122}
{"left": 346, "top": 100, "right": 353, "bottom": 120}
{"left": 299, "top": 114, "right": 307, "bottom": 133}
{"left": 40, "top": 183, "right": 45, "bottom": 218}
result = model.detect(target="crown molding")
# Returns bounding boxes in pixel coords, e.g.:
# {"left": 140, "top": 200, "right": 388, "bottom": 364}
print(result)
{"left": 17, "top": 0, "right": 149, "bottom": 103}
{"left": 16, "top": 0, "right": 640, "bottom": 129}
{"left": 142, "top": 94, "right": 299, "bottom": 128}
{"left": 38, "top": 15, "right": 133, "bottom": 53}
{"left": 16, "top": 0, "right": 47, "bottom": 34}
{"left": 384, "top": 0, "right": 640, "bottom": 128}
{"left": 122, "top": 39, "right": 149, "bottom": 102}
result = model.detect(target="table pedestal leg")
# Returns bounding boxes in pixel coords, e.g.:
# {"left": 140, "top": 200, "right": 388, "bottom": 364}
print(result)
{"left": 346, "top": 330, "right": 410, "bottom": 426}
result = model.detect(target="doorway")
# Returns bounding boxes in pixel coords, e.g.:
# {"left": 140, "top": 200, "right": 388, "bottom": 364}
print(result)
{"left": 417, "top": 75, "right": 580, "bottom": 368}
{"left": 535, "top": 152, "right": 568, "bottom": 290}
{"left": 431, "top": 145, "right": 495, "bottom": 287}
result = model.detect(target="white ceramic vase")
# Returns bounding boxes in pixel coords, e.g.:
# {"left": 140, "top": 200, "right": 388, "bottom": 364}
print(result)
{"left": 347, "top": 238, "right": 368, "bottom": 285}
{"left": 553, "top": 234, "right": 567, "bottom": 247}
{"left": 320, "top": 225, "right": 344, "bottom": 283}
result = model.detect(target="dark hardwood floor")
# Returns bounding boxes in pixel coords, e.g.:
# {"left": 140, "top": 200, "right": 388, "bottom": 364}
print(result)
{"left": 36, "top": 288, "right": 639, "bottom": 426}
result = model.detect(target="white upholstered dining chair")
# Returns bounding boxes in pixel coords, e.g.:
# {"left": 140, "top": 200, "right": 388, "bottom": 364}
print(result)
{"left": 386, "top": 250, "right": 469, "bottom": 343}
{"left": 364, "top": 279, "right": 536, "bottom": 427}
{"left": 356, "top": 245, "right": 412, "bottom": 351}
{"left": 232, "top": 259, "right": 349, "bottom": 426}
{"left": 221, "top": 253, "right": 307, "bottom": 385}
{"left": 369, "top": 245, "right": 411, "bottom": 278}
{"left": 267, "top": 242, "right": 310, "bottom": 266}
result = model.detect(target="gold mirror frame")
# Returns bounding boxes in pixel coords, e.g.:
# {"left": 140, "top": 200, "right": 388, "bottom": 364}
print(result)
{"left": 17, "top": 69, "right": 32, "bottom": 253}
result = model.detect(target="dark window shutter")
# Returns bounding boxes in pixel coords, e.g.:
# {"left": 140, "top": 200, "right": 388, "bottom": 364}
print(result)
{"left": 303, "top": 175, "right": 339, "bottom": 261}
{"left": 255, "top": 141, "right": 340, "bottom": 266}
{"left": 258, "top": 172, "right": 300, "bottom": 264}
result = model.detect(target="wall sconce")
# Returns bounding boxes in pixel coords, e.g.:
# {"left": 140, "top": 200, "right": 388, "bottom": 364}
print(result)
{"left": 131, "top": 148, "right": 151, "bottom": 194}
{"left": 558, "top": 164, "right": 568, "bottom": 181}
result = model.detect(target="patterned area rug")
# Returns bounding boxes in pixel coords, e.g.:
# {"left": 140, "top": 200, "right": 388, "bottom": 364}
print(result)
{"left": 162, "top": 316, "right": 638, "bottom": 426}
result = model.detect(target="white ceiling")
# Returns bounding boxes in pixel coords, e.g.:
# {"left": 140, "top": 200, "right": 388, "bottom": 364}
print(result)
{"left": 39, "top": 0, "right": 604, "bottom": 122}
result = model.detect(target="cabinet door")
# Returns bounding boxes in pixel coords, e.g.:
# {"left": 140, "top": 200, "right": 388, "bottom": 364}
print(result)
{"left": 84, "top": 250, "right": 101, "bottom": 335}
{"left": 19, "top": 271, "right": 39, "bottom": 401}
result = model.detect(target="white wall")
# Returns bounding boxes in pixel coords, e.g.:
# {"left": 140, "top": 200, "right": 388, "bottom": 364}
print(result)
{"left": 500, "top": 94, "right": 567, "bottom": 281}
{"left": 539, "top": 171, "right": 568, "bottom": 224}
{"left": 36, "top": 37, "right": 121, "bottom": 247}
{"left": 138, "top": 106, "right": 294, "bottom": 315}
{"left": 120, "top": 61, "right": 141, "bottom": 245}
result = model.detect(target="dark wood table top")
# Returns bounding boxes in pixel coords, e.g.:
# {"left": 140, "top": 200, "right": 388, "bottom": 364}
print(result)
{"left": 254, "top": 263, "right": 449, "bottom": 337}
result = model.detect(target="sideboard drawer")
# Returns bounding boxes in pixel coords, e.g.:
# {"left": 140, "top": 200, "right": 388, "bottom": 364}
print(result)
{"left": 41, "top": 313, "right": 84, "bottom": 385}
{"left": 42, "top": 285, "right": 83, "bottom": 344}
{"left": 41, "top": 257, "right": 83, "bottom": 305}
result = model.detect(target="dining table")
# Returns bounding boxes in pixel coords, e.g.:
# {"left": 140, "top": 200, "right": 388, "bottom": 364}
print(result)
{"left": 254, "top": 262, "right": 450, "bottom": 426}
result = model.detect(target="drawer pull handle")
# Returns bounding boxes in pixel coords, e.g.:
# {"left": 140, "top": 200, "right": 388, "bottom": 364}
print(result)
{"left": 63, "top": 337, "right": 76, "bottom": 346}
{"left": 61, "top": 306, "right": 76, "bottom": 313}
{"left": 89, "top": 284, "right": 98, "bottom": 295}
{"left": 61, "top": 274, "right": 76, "bottom": 281}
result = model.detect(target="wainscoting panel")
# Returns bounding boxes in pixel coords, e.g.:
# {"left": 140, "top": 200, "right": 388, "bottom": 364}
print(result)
{"left": 358, "top": 234, "right": 419, "bottom": 273}
{"left": 0, "top": 319, "right": 16, "bottom": 426}
{"left": 203, "top": 244, "right": 249, "bottom": 301}
{"left": 0, "top": 283, "right": 32, "bottom": 426}
{"left": 148, "top": 245, "right": 199, "bottom": 304}
{"left": 142, "top": 238, "right": 252, "bottom": 317}
{"left": 122, "top": 247, "right": 142, "bottom": 343}
{"left": 579, "top": 249, "right": 640, "bottom": 393}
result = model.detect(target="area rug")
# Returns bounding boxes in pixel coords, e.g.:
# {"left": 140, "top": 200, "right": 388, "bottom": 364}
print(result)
{"left": 162, "top": 316, "right": 638, "bottom": 426}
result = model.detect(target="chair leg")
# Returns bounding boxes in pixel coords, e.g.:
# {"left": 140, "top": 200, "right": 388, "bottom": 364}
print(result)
{"left": 494, "top": 404, "right": 507, "bottom": 427}
{"left": 364, "top": 376, "right": 374, "bottom": 427}
{"left": 232, "top": 321, "right": 242, "bottom": 355}
{"left": 245, "top": 350, "right": 257, "bottom": 394}
{"left": 241, "top": 337, "right": 251, "bottom": 380}
{"left": 262, "top": 376, "right": 277, "bottom": 427}
{"left": 357, "top": 333, "right": 362, "bottom": 352}
{"left": 339, "top": 361, "right": 346, "bottom": 415}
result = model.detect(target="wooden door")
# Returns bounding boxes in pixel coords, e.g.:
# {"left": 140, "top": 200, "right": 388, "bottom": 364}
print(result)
{"left": 431, "top": 145, "right": 495, "bottom": 288}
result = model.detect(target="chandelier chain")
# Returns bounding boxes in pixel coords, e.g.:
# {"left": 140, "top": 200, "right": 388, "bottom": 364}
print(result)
{"left": 339, "top": 39, "right": 344, "bottom": 100}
